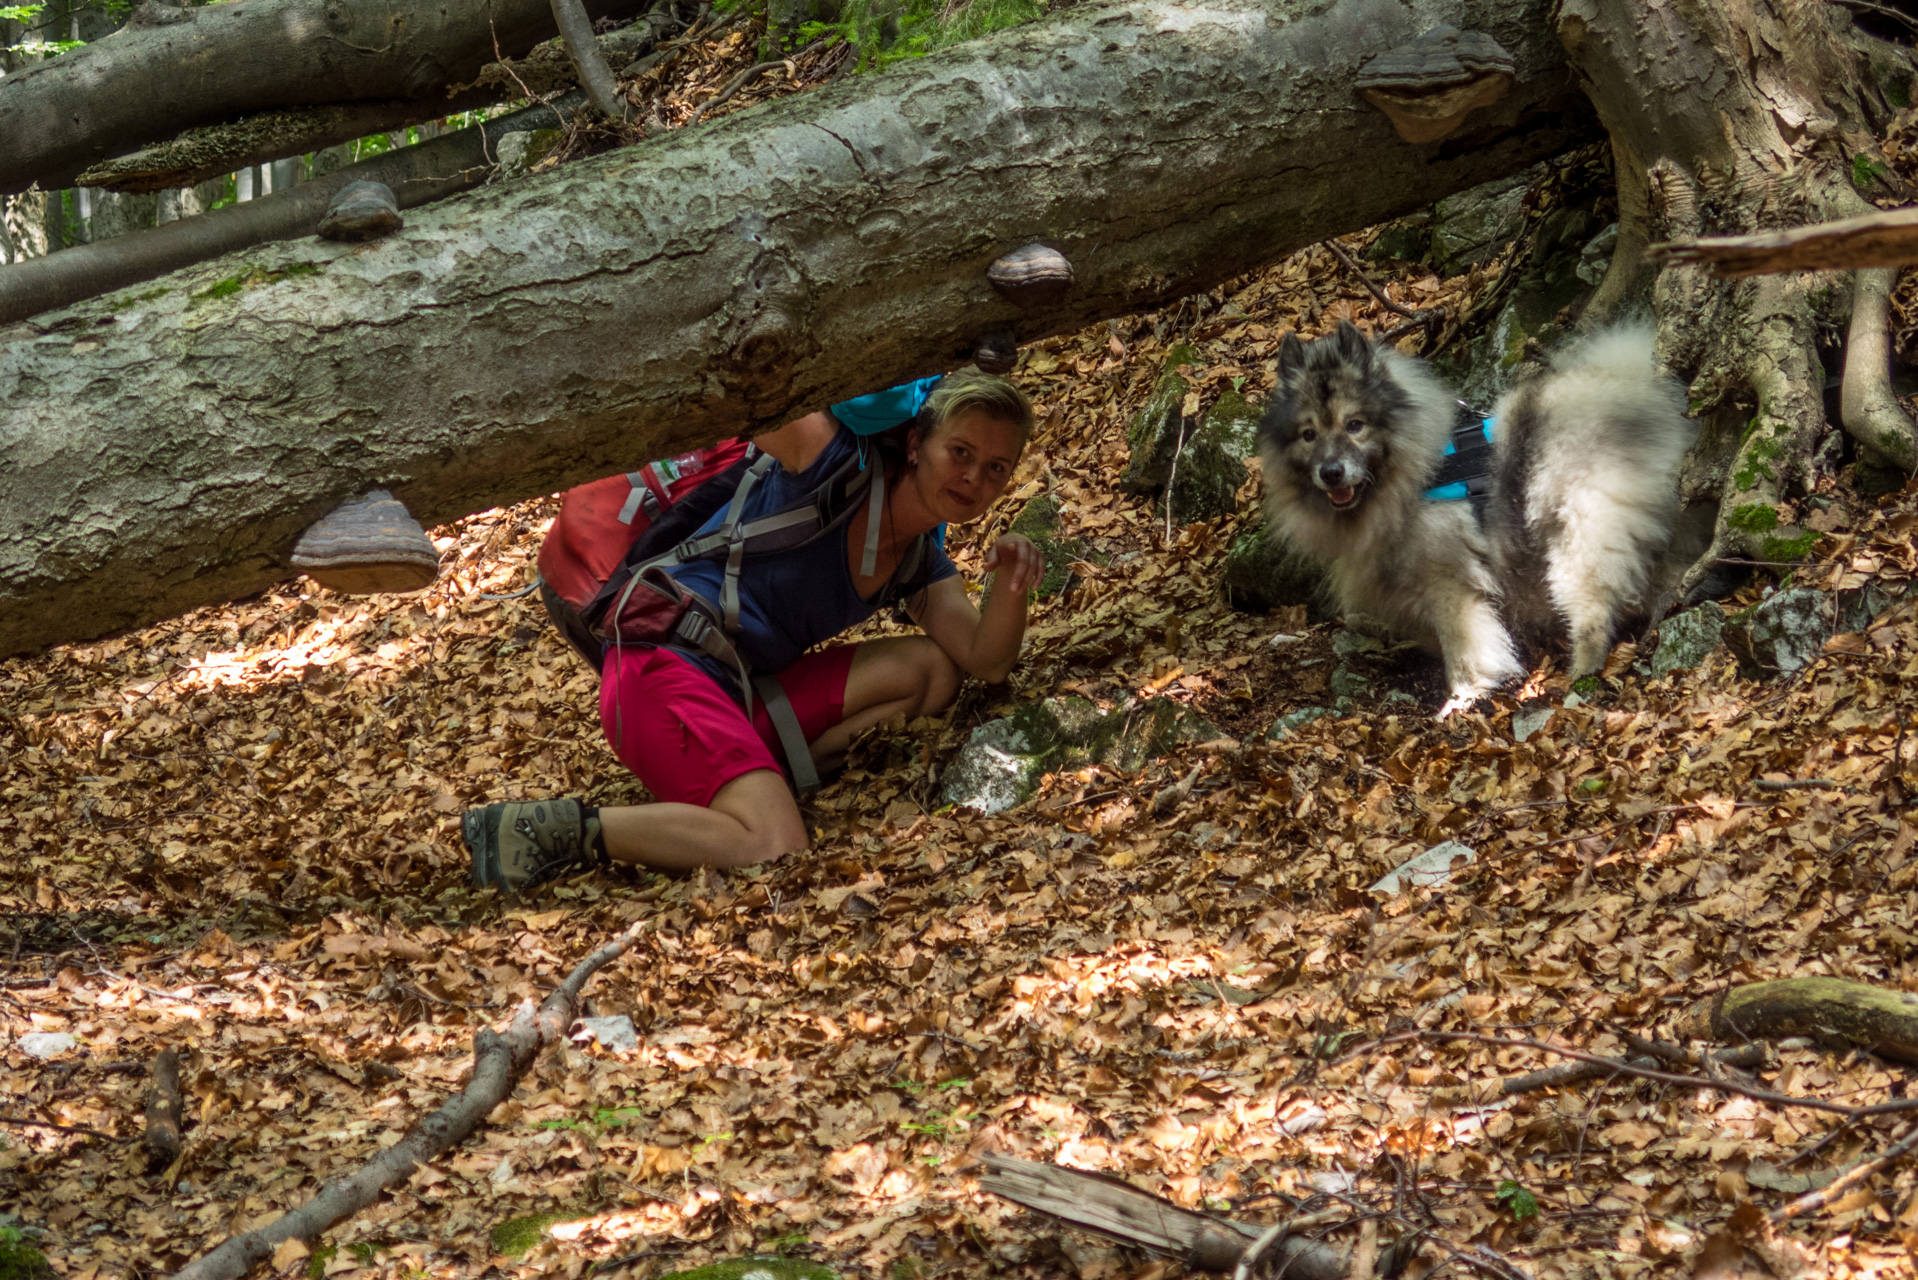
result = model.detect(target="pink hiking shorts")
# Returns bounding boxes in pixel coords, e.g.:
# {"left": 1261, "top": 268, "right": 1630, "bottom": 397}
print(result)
{"left": 598, "top": 643, "right": 858, "bottom": 806}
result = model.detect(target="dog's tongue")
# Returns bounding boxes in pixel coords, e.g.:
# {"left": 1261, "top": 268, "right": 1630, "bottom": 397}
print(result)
{"left": 1327, "top": 485, "right": 1355, "bottom": 506}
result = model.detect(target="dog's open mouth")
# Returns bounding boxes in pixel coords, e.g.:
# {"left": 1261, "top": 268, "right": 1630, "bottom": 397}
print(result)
{"left": 1325, "top": 484, "right": 1360, "bottom": 509}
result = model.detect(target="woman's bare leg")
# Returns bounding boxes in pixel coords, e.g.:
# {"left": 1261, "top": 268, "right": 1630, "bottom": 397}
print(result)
{"left": 598, "top": 768, "right": 807, "bottom": 870}
{"left": 807, "top": 636, "right": 961, "bottom": 768}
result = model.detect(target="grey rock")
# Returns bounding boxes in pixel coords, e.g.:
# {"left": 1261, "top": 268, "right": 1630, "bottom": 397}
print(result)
{"left": 17, "top": 1031, "right": 79, "bottom": 1059}
{"left": 1267, "top": 706, "right": 1333, "bottom": 739}
{"left": 1370, "top": 840, "right": 1475, "bottom": 894}
{"left": 495, "top": 128, "right": 565, "bottom": 181}
{"left": 1329, "top": 665, "right": 1371, "bottom": 702}
{"left": 1511, "top": 704, "right": 1554, "bottom": 742}
{"left": 1576, "top": 222, "right": 1618, "bottom": 285}
{"left": 941, "top": 696, "right": 1227, "bottom": 813}
{"left": 1725, "top": 588, "right": 1832, "bottom": 676}
{"left": 573, "top": 1015, "right": 638, "bottom": 1052}
{"left": 1647, "top": 602, "right": 1726, "bottom": 677}
{"left": 1430, "top": 170, "right": 1532, "bottom": 275}
{"left": 1838, "top": 579, "right": 1905, "bottom": 635}
{"left": 1222, "top": 522, "right": 1331, "bottom": 618}
{"left": 939, "top": 718, "right": 1049, "bottom": 816}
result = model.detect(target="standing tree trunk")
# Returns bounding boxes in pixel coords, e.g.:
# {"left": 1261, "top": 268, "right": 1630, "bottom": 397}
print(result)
{"left": 1562, "top": 0, "right": 1918, "bottom": 589}
{"left": 0, "top": 0, "right": 1596, "bottom": 660}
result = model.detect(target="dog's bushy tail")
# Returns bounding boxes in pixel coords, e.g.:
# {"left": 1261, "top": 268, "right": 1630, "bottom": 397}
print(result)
{"left": 1492, "top": 322, "right": 1696, "bottom": 676}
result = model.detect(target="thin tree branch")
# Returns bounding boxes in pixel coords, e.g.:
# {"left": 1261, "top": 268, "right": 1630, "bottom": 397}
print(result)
{"left": 1647, "top": 206, "right": 1918, "bottom": 276}
{"left": 168, "top": 922, "right": 645, "bottom": 1280}
{"left": 1322, "top": 238, "right": 1445, "bottom": 336}
{"left": 1770, "top": 1122, "right": 1918, "bottom": 1224}
{"left": 0, "top": 1115, "right": 122, "bottom": 1139}
{"left": 550, "top": 0, "right": 635, "bottom": 122}
{"left": 687, "top": 40, "right": 824, "bottom": 125}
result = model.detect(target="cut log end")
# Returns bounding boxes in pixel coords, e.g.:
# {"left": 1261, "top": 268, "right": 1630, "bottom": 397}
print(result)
{"left": 317, "top": 181, "right": 404, "bottom": 242}
{"left": 290, "top": 490, "right": 441, "bottom": 595}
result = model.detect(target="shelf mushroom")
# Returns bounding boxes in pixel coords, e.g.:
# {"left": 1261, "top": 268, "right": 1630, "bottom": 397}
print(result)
{"left": 290, "top": 489, "right": 441, "bottom": 593}
{"left": 973, "top": 243, "right": 1072, "bottom": 372}
{"left": 1354, "top": 26, "right": 1516, "bottom": 144}
{"left": 318, "top": 180, "right": 404, "bottom": 242}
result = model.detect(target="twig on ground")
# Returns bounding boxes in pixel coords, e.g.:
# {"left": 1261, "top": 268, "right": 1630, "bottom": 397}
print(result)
{"left": 168, "top": 922, "right": 646, "bottom": 1280}
{"left": 0, "top": 1115, "right": 121, "bottom": 1139}
{"left": 1771, "top": 1122, "right": 1918, "bottom": 1223}
{"left": 1151, "top": 763, "right": 1203, "bottom": 816}
{"left": 144, "top": 1049, "right": 184, "bottom": 1173}
{"left": 1751, "top": 778, "right": 1840, "bottom": 791}
{"left": 1377, "top": 1029, "right": 1918, "bottom": 1121}
{"left": 688, "top": 39, "right": 824, "bottom": 125}
{"left": 1322, "top": 239, "right": 1444, "bottom": 337}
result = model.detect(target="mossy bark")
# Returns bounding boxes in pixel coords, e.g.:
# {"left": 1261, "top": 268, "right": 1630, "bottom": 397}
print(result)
{"left": 1675, "top": 978, "right": 1918, "bottom": 1066}
{"left": 1558, "top": 0, "right": 1918, "bottom": 595}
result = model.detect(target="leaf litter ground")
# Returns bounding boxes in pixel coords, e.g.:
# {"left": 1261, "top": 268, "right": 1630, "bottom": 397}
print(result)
{"left": 10, "top": 52, "right": 1918, "bottom": 1280}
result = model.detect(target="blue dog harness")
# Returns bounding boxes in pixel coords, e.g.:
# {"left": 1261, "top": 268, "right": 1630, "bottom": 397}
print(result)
{"left": 1426, "top": 402, "right": 1496, "bottom": 513}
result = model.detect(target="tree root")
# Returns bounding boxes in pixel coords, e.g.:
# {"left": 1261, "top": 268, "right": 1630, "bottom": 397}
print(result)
{"left": 167, "top": 922, "right": 645, "bottom": 1280}
{"left": 1842, "top": 266, "right": 1918, "bottom": 473}
{"left": 1673, "top": 976, "right": 1918, "bottom": 1066}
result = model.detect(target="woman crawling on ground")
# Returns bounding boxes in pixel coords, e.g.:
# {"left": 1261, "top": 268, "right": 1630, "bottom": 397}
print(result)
{"left": 464, "top": 371, "right": 1042, "bottom": 889}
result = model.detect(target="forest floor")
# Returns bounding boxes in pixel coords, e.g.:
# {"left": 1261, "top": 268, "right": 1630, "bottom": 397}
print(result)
{"left": 9, "top": 21, "right": 1918, "bottom": 1280}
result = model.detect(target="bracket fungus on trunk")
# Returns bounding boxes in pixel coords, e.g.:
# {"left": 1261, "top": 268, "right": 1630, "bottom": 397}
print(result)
{"left": 973, "top": 243, "right": 1073, "bottom": 373}
{"left": 289, "top": 490, "right": 441, "bottom": 594}
{"left": 1355, "top": 25, "right": 1515, "bottom": 144}
{"left": 317, "top": 180, "right": 404, "bottom": 242}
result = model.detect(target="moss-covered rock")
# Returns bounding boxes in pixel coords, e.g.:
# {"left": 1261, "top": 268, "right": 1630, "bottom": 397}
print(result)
{"left": 657, "top": 1260, "right": 837, "bottom": 1280}
{"left": 1006, "top": 493, "right": 1104, "bottom": 598}
{"left": 1267, "top": 706, "right": 1332, "bottom": 739}
{"left": 0, "top": 1228, "right": 52, "bottom": 1280}
{"left": 1430, "top": 170, "right": 1533, "bottom": 275}
{"left": 491, "top": 1211, "right": 588, "bottom": 1256}
{"left": 1122, "top": 344, "right": 1200, "bottom": 493}
{"left": 1221, "top": 521, "right": 1331, "bottom": 619}
{"left": 1646, "top": 602, "right": 1725, "bottom": 677}
{"left": 1166, "top": 388, "right": 1262, "bottom": 523}
{"left": 941, "top": 696, "right": 1227, "bottom": 813}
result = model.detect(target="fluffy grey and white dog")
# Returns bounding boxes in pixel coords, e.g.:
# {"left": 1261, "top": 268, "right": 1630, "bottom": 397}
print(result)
{"left": 1257, "top": 320, "right": 1694, "bottom": 711}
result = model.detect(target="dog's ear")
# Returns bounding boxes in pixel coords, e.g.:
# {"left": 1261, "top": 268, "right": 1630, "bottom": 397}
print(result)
{"left": 1276, "top": 331, "right": 1307, "bottom": 380}
{"left": 1333, "top": 320, "right": 1373, "bottom": 366}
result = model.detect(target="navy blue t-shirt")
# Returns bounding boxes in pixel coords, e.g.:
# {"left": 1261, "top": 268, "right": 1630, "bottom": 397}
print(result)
{"left": 665, "top": 424, "right": 957, "bottom": 690}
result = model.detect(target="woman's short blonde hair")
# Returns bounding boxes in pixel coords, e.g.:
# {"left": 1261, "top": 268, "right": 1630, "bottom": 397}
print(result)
{"left": 920, "top": 370, "right": 1035, "bottom": 445}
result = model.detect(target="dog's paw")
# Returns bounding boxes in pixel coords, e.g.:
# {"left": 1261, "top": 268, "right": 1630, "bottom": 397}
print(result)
{"left": 1436, "top": 695, "right": 1477, "bottom": 720}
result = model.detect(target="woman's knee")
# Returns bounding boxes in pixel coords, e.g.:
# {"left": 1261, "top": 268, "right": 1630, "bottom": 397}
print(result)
{"left": 712, "top": 772, "right": 810, "bottom": 864}
{"left": 914, "top": 640, "right": 962, "bottom": 716}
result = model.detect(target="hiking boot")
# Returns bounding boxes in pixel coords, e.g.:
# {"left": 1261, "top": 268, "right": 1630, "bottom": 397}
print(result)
{"left": 464, "top": 798, "right": 603, "bottom": 891}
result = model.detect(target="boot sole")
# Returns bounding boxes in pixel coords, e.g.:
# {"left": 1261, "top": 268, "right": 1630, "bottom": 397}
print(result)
{"left": 464, "top": 806, "right": 503, "bottom": 887}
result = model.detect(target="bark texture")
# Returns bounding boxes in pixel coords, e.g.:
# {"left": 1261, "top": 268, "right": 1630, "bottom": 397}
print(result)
{"left": 0, "top": 96, "right": 584, "bottom": 328}
{"left": 0, "top": 0, "right": 653, "bottom": 194}
{"left": 0, "top": 0, "right": 1595, "bottom": 660}
{"left": 1558, "top": 0, "right": 1918, "bottom": 590}
{"left": 1675, "top": 977, "right": 1918, "bottom": 1066}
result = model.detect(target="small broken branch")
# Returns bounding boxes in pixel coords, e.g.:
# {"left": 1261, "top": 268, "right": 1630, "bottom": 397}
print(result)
{"left": 144, "top": 1048, "right": 184, "bottom": 1173}
{"left": 168, "top": 922, "right": 645, "bottom": 1280}
{"left": 1322, "top": 238, "right": 1444, "bottom": 334}
{"left": 550, "top": 0, "right": 634, "bottom": 121}
{"left": 1771, "top": 1122, "right": 1918, "bottom": 1224}
{"left": 980, "top": 1153, "right": 1350, "bottom": 1278}
{"left": 1646, "top": 206, "right": 1918, "bottom": 276}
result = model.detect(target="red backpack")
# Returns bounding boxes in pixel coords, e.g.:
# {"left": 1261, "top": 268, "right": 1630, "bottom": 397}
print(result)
{"left": 538, "top": 439, "right": 755, "bottom": 615}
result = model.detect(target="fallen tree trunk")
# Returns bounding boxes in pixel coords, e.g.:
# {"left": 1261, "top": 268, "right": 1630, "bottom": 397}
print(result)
{"left": 71, "top": 16, "right": 682, "bottom": 194}
{"left": 0, "top": 95, "right": 585, "bottom": 328}
{"left": 169, "top": 922, "right": 645, "bottom": 1280}
{"left": 0, "top": 0, "right": 1595, "bottom": 660}
{"left": 0, "top": 0, "right": 654, "bottom": 194}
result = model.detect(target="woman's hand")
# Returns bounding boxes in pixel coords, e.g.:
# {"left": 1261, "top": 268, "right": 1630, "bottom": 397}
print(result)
{"left": 983, "top": 534, "right": 1046, "bottom": 596}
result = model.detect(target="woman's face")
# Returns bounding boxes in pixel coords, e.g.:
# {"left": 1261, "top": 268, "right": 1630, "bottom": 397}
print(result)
{"left": 909, "top": 408, "right": 1025, "bottom": 524}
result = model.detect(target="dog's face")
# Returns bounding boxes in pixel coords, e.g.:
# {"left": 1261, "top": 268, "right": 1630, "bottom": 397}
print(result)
{"left": 1261, "top": 321, "right": 1409, "bottom": 515}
